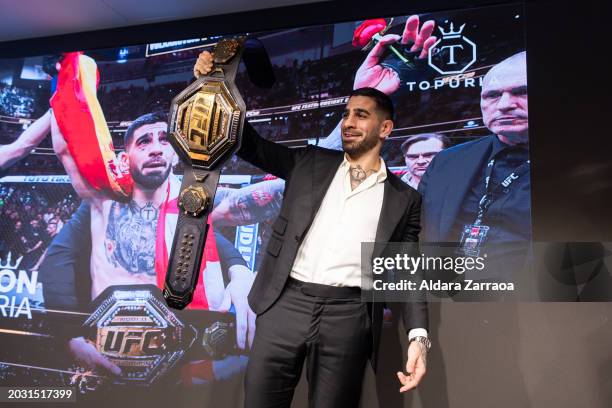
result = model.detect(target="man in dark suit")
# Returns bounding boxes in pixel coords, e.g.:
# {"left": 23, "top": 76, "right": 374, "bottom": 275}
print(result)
{"left": 242, "top": 88, "right": 428, "bottom": 407}
{"left": 196, "top": 52, "right": 429, "bottom": 408}
{"left": 419, "top": 52, "right": 530, "bottom": 247}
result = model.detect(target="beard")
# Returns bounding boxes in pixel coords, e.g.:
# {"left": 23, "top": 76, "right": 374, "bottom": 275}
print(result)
{"left": 342, "top": 131, "right": 379, "bottom": 158}
{"left": 131, "top": 165, "right": 171, "bottom": 189}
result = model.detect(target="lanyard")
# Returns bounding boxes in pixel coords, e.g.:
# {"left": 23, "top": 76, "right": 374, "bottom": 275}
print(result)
{"left": 474, "top": 157, "right": 530, "bottom": 225}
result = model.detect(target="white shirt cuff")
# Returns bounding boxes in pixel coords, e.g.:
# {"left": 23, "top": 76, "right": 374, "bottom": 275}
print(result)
{"left": 408, "top": 328, "right": 428, "bottom": 340}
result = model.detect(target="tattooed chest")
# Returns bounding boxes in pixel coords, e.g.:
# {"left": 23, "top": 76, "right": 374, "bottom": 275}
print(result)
{"left": 104, "top": 201, "right": 160, "bottom": 276}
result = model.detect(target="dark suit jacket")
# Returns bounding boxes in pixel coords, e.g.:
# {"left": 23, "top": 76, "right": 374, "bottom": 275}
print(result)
{"left": 418, "top": 135, "right": 497, "bottom": 242}
{"left": 238, "top": 124, "right": 428, "bottom": 368}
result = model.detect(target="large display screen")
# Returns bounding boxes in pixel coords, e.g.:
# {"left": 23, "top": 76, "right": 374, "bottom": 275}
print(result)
{"left": 0, "top": 3, "right": 527, "bottom": 406}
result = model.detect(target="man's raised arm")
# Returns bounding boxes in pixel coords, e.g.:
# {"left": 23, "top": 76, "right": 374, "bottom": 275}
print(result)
{"left": 237, "top": 123, "right": 308, "bottom": 180}
{"left": 50, "top": 111, "right": 103, "bottom": 202}
{"left": 194, "top": 51, "right": 308, "bottom": 180}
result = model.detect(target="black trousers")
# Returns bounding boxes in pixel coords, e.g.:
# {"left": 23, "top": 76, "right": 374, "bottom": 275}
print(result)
{"left": 245, "top": 278, "right": 372, "bottom": 408}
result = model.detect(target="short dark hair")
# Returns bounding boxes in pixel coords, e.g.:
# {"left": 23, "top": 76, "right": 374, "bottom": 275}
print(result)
{"left": 349, "top": 87, "right": 395, "bottom": 121}
{"left": 123, "top": 111, "right": 168, "bottom": 147}
{"left": 400, "top": 133, "right": 451, "bottom": 155}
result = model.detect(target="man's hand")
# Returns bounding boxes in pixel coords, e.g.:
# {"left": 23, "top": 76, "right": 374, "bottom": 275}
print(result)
{"left": 397, "top": 339, "right": 427, "bottom": 392}
{"left": 194, "top": 51, "right": 215, "bottom": 78}
{"left": 354, "top": 15, "right": 437, "bottom": 95}
{"left": 218, "top": 265, "right": 256, "bottom": 350}
{"left": 68, "top": 337, "right": 122, "bottom": 376}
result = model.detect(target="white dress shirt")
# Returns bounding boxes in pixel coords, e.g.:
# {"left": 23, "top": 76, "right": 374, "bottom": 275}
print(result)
{"left": 289, "top": 154, "right": 427, "bottom": 340}
{"left": 290, "top": 154, "right": 386, "bottom": 286}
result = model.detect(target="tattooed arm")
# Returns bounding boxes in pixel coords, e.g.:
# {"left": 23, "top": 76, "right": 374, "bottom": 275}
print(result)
{"left": 211, "top": 178, "right": 285, "bottom": 227}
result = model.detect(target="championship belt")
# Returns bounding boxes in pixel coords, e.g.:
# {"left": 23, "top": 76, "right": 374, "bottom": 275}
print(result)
{"left": 82, "top": 285, "right": 237, "bottom": 386}
{"left": 163, "top": 38, "right": 247, "bottom": 310}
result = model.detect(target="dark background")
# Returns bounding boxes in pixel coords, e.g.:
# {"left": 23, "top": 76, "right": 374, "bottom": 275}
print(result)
{"left": 0, "top": 0, "right": 610, "bottom": 407}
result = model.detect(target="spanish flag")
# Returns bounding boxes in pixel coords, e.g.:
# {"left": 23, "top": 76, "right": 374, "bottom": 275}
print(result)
{"left": 50, "top": 52, "right": 133, "bottom": 199}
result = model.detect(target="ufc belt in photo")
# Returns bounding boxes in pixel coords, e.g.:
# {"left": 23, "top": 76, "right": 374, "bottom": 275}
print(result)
{"left": 458, "top": 158, "right": 530, "bottom": 256}
{"left": 164, "top": 37, "right": 274, "bottom": 309}
{"left": 81, "top": 285, "right": 237, "bottom": 387}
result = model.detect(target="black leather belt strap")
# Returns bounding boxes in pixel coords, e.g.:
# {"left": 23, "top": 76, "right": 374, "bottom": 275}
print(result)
{"left": 164, "top": 167, "right": 221, "bottom": 309}
{"left": 286, "top": 277, "right": 362, "bottom": 299}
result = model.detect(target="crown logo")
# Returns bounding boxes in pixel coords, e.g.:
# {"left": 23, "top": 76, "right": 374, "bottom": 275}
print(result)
{"left": 0, "top": 252, "right": 23, "bottom": 270}
{"left": 438, "top": 22, "right": 466, "bottom": 39}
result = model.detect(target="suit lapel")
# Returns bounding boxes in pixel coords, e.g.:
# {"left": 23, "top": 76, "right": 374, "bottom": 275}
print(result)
{"left": 372, "top": 171, "right": 408, "bottom": 259}
{"left": 311, "top": 150, "right": 344, "bottom": 218}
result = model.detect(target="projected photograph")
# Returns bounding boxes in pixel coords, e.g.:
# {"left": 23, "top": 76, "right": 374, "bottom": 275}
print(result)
{"left": 0, "top": 3, "right": 527, "bottom": 406}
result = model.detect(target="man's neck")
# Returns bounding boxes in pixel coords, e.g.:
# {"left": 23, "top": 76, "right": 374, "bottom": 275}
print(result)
{"left": 345, "top": 150, "right": 383, "bottom": 191}
{"left": 132, "top": 180, "right": 168, "bottom": 206}
{"left": 497, "top": 134, "right": 529, "bottom": 148}
{"left": 345, "top": 150, "right": 381, "bottom": 172}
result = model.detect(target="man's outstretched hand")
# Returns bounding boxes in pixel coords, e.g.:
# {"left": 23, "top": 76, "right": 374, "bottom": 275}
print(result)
{"left": 354, "top": 15, "right": 437, "bottom": 95}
